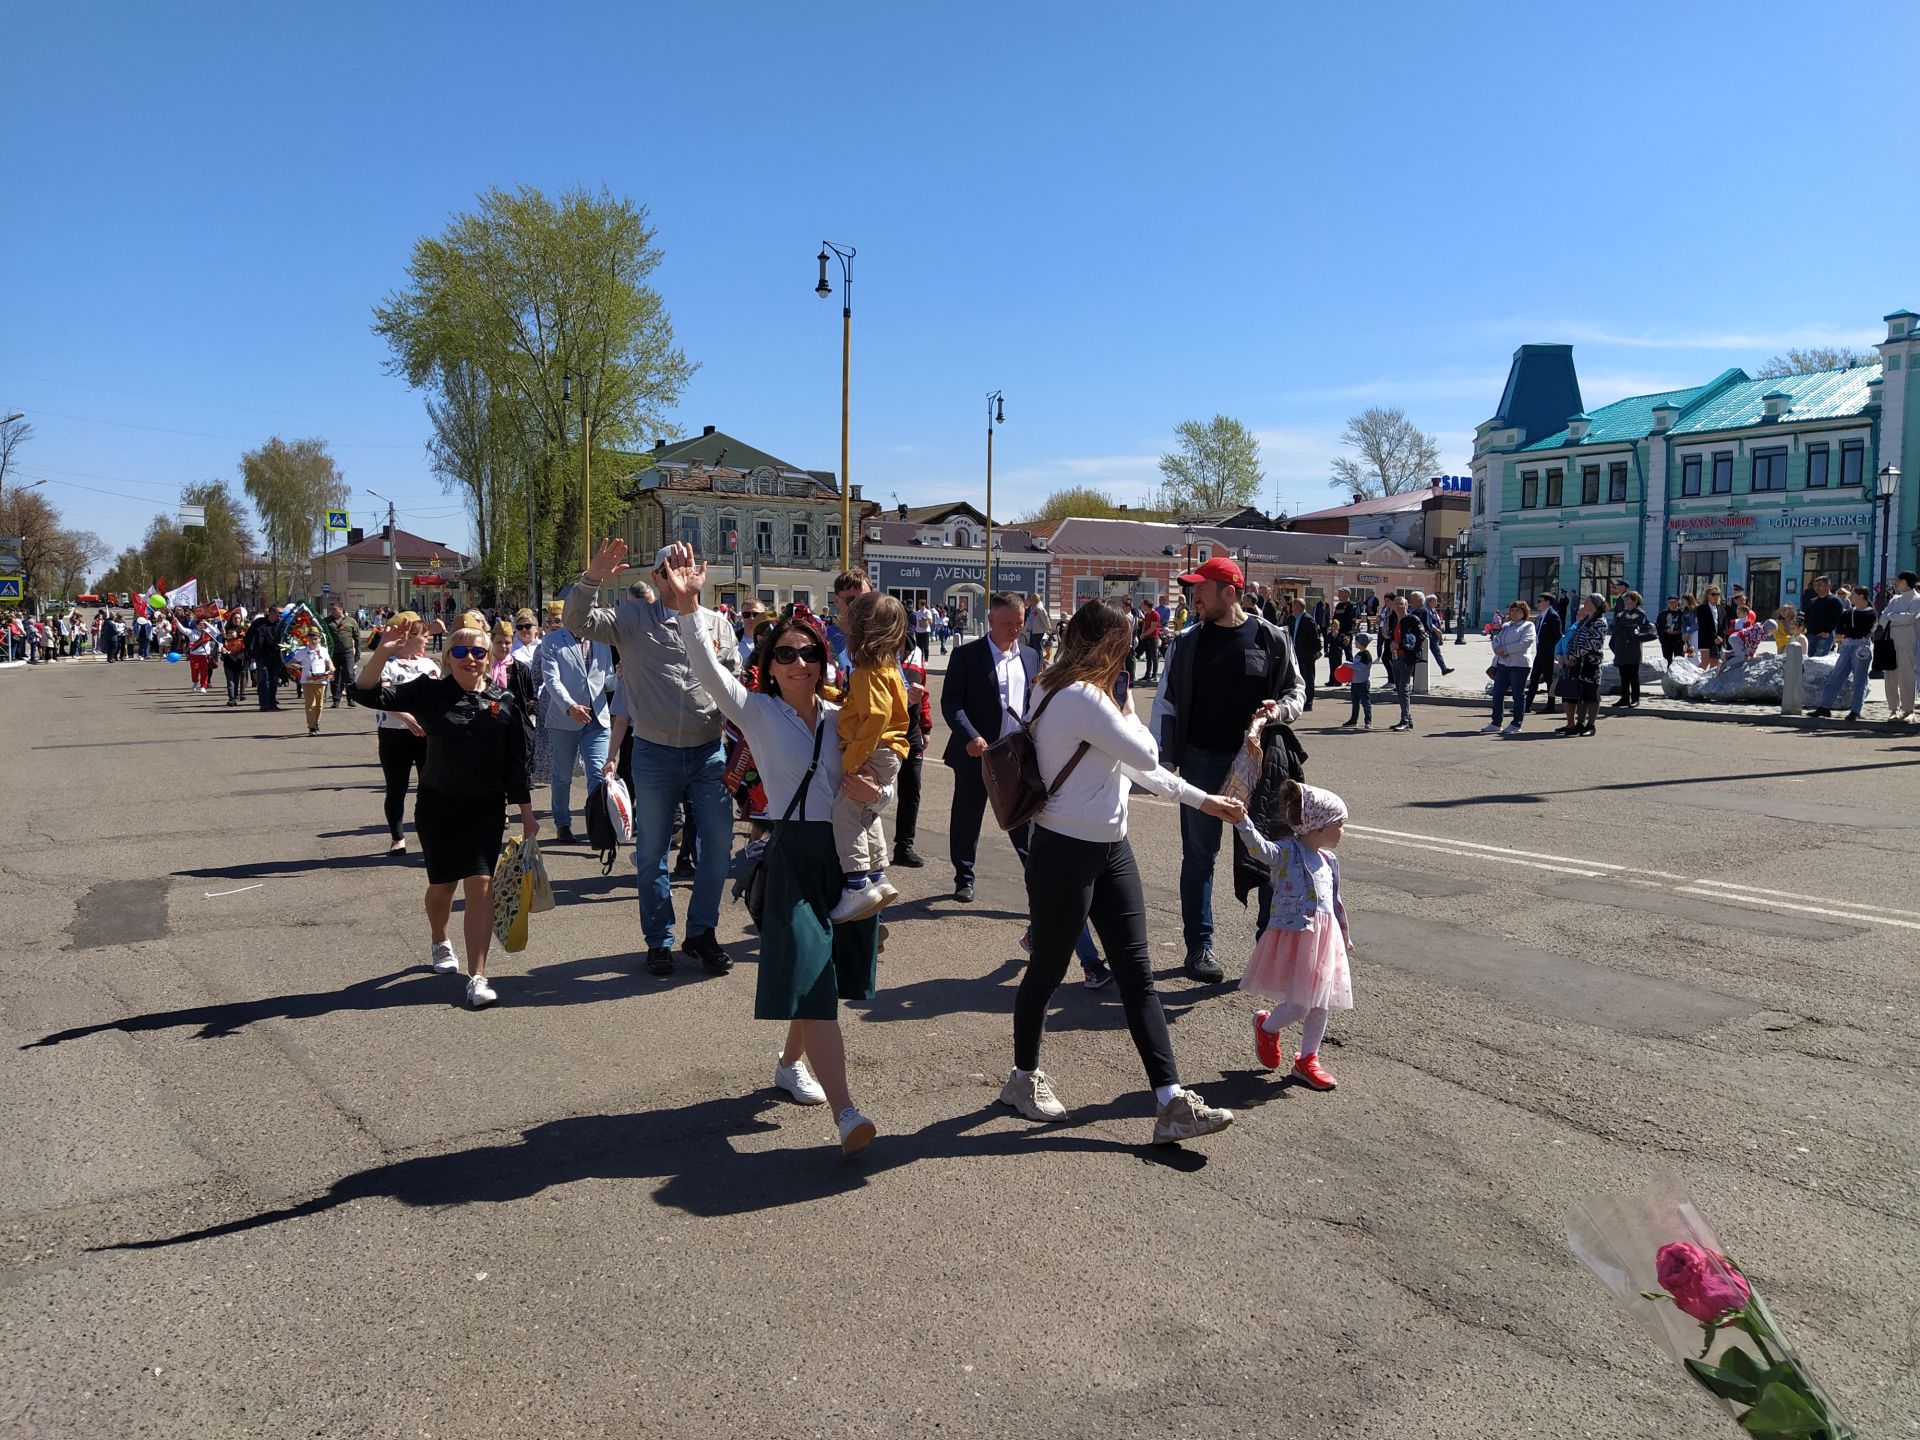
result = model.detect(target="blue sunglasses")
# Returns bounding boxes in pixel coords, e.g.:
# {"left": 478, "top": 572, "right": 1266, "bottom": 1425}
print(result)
{"left": 447, "top": 644, "right": 487, "bottom": 660}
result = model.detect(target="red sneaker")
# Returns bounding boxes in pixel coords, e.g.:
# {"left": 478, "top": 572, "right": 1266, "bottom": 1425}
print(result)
{"left": 1252, "top": 1011, "right": 1282, "bottom": 1071}
{"left": 1291, "top": 1052, "right": 1337, "bottom": 1090}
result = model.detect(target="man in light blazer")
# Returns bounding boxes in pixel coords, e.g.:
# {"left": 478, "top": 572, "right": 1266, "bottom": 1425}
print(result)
{"left": 939, "top": 591, "right": 1040, "bottom": 903}
{"left": 538, "top": 608, "right": 616, "bottom": 844}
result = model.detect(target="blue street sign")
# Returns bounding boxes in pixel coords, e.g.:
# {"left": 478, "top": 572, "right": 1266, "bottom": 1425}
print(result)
{"left": 321, "top": 582, "right": 332, "bottom": 596}
{"left": 326, "top": 510, "right": 350, "bottom": 531}
{"left": 0, "top": 577, "right": 22, "bottom": 601}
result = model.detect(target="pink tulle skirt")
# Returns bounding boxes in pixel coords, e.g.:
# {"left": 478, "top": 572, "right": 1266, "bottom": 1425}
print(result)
{"left": 1239, "top": 912, "right": 1353, "bottom": 1011}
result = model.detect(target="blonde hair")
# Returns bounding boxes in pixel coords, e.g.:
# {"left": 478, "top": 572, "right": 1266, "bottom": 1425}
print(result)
{"left": 847, "top": 591, "right": 909, "bottom": 669}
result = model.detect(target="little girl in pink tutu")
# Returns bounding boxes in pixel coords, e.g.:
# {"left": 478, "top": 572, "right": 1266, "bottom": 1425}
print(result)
{"left": 1232, "top": 779, "right": 1352, "bottom": 1090}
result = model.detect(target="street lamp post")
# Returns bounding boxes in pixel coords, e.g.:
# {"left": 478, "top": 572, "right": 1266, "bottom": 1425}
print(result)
{"left": 815, "top": 242, "right": 855, "bottom": 567}
{"left": 366, "top": 489, "right": 399, "bottom": 614}
{"left": 562, "top": 373, "right": 591, "bottom": 575}
{"left": 1877, "top": 464, "right": 1901, "bottom": 598}
{"left": 1183, "top": 524, "right": 1198, "bottom": 572}
{"left": 984, "top": 391, "right": 1005, "bottom": 595}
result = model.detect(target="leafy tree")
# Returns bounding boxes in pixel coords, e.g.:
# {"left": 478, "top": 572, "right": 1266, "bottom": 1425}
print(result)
{"left": 178, "top": 480, "right": 254, "bottom": 601}
{"left": 0, "top": 486, "right": 68, "bottom": 599}
{"left": 1329, "top": 406, "right": 1440, "bottom": 498}
{"left": 372, "top": 185, "right": 694, "bottom": 593}
{"left": 241, "top": 437, "right": 347, "bottom": 595}
{"left": 1158, "top": 416, "right": 1264, "bottom": 513}
{"left": 1018, "top": 486, "right": 1126, "bottom": 523}
{"left": 0, "top": 414, "right": 33, "bottom": 493}
{"left": 1755, "top": 346, "right": 1872, "bottom": 378}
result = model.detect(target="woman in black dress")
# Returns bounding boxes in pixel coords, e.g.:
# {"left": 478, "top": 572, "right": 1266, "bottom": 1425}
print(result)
{"left": 1554, "top": 595, "right": 1609, "bottom": 737}
{"left": 350, "top": 623, "right": 537, "bottom": 1009}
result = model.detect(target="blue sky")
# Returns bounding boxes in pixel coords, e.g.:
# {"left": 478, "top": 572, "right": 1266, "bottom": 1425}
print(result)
{"left": 5, "top": 1, "right": 1913, "bottom": 572}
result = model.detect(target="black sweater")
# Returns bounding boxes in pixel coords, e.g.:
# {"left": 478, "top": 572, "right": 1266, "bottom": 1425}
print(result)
{"left": 348, "top": 672, "right": 532, "bottom": 804}
{"left": 1836, "top": 605, "right": 1877, "bottom": 642}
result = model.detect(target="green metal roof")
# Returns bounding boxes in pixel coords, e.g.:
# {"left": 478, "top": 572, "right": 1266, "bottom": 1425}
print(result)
{"left": 1668, "top": 364, "right": 1881, "bottom": 435}
{"left": 1520, "top": 383, "right": 1707, "bottom": 451}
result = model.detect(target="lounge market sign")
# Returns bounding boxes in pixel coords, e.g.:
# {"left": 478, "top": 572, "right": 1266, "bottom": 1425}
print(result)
{"left": 1668, "top": 511, "right": 1869, "bottom": 535}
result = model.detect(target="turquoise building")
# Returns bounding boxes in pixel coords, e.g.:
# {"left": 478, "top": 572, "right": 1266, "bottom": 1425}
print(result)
{"left": 1466, "top": 309, "right": 1920, "bottom": 619}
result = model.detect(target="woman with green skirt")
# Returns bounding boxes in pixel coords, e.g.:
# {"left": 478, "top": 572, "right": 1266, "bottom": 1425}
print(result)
{"left": 643, "top": 540, "right": 884, "bottom": 1156}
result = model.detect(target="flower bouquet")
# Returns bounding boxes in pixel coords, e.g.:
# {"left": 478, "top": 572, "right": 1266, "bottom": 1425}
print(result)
{"left": 1566, "top": 1176, "right": 1855, "bottom": 1438}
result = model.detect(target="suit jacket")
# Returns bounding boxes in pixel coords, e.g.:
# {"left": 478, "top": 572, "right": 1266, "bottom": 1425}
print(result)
{"left": 1284, "top": 610, "right": 1322, "bottom": 663}
{"left": 536, "top": 628, "right": 614, "bottom": 731}
{"left": 1695, "top": 603, "right": 1726, "bottom": 649}
{"left": 939, "top": 634, "right": 1039, "bottom": 768}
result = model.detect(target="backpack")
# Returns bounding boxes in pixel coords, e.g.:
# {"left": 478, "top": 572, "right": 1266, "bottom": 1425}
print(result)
{"left": 980, "top": 685, "right": 1091, "bottom": 832}
{"left": 585, "top": 780, "right": 619, "bottom": 874}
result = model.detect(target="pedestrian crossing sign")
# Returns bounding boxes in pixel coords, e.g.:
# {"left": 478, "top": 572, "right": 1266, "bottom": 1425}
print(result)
{"left": 0, "top": 577, "right": 22, "bottom": 603}
{"left": 326, "top": 510, "right": 350, "bottom": 531}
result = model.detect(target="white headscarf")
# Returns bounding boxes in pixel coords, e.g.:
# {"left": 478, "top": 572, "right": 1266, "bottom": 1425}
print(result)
{"left": 1298, "top": 783, "right": 1348, "bottom": 834}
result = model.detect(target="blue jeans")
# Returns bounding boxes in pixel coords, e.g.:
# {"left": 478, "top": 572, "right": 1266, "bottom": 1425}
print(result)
{"left": 1491, "top": 665, "right": 1529, "bottom": 726}
{"left": 1806, "top": 634, "right": 1833, "bottom": 658}
{"left": 629, "top": 735, "right": 733, "bottom": 948}
{"left": 254, "top": 661, "right": 280, "bottom": 708}
{"left": 1821, "top": 636, "right": 1872, "bottom": 713}
{"left": 548, "top": 721, "right": 609, "bottom": 830}
{"left": 1175, "top": 744, "right": 1243, "bottom": 951}
{"left": 1348, "top": 679, "right": 1373, "bottom": 724}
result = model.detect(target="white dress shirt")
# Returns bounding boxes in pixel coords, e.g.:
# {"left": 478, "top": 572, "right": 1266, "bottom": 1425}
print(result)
{"left": 992, "top": 636, "right": 1028, "bottom": 721}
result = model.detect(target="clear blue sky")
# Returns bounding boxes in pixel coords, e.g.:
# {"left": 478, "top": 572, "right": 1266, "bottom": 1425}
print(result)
{"left": 6, "top": 1, "right": 1914, "bottom": 574}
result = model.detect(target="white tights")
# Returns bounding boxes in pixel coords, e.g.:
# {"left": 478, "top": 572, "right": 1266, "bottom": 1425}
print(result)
{"left": 1260, "top": 1002, "right": 1329, "bottom": 1056}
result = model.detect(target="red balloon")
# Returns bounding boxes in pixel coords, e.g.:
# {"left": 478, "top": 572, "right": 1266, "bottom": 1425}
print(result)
{"left": 1334, "top": 663, "right": 1354, "bottom": 684}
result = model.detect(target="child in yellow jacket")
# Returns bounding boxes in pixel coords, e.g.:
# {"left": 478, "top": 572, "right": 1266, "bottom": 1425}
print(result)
{"left": 830, "top": 592, "right": 911, "bottom": 923}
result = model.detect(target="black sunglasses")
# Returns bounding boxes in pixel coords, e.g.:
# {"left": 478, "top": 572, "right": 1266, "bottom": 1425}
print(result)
{"left": 770, "top": 643, "right": 826, "bottom": 666}
{"left": 516, "top": 622, "right": 534, "bottom": 630}
{"left": 447, "top": 644, "right": 487, "bottom": 660}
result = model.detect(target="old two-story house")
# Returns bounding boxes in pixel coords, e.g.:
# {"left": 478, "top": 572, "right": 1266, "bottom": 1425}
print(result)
{"left": 1467, "top": 308, "right": 1920, "bottom": 622}
{"left": 860, "top": 502, "right": 1051, "bottom": 630}
{"left": 610, "top": 427, "right": 877, "bottom": 611}
{"left": 309, "top": 526, "right": 470, "bottom": 615}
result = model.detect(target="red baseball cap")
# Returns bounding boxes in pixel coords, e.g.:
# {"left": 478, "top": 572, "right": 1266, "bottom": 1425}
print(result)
{"left": 1177, "top": 556, "right": 1244, "bottom": 588}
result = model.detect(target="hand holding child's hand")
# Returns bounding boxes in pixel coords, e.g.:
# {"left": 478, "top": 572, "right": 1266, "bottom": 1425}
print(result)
{"left": 1201, "top": 795, "right": 1245, "bottom": 823}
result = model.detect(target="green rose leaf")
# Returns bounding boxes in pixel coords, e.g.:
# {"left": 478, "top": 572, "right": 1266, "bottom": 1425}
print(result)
{"left": 1684, "top": 1356, "right": 1759, "bottom": 1406}
{"left": 1738, "top": 1380, "right": 1831, "bottom": 1439}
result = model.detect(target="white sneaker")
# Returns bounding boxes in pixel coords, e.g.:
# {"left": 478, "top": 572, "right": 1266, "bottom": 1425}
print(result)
{"left": 430, "top": 940, "right": 460, "bottom": 974}
{"left": 465, "top": 974, "right": 497, "bottom": 1008}
{"left": 837, "top": 1106, "right": 876, "bottom": 1155}
{"left": 1152, "top": 1086, "right": 1233, "bottom": 1144}
{"left": 1479, "top": 722, "right": 1501, "bottom": 734}
{"left": 1502, "top": 721, "right": 1523, "bottom": 735}
{"left": 874, "top": 880, "right": 900, "bottom": 906}
{"left": 999, "top": 1069, "right": 1068, "bottom": 1120}
{"left": 828, "top": 883, "right": 885, "bottom": 924}
{"left": 774, "top": 1055, "right": 828, "bottom": 1105}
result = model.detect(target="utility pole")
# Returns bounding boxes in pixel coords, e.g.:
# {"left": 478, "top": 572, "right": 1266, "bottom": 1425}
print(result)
{"left": 368, "top": 490, "right": 398, "bottom": 614}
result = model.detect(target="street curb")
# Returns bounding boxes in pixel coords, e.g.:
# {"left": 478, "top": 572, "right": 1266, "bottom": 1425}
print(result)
{"left": 1406, "top": 688, "right": 1906, "bottom": 731}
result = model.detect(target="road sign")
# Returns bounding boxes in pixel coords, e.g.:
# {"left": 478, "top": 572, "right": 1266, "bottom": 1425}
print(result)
{"left": 0, "top": 577, "right": 22, "bottom": 603}
{"left": 0, "top": 537, "right": 21, "bottom": 574}
{"left": 326, "top": 511, "right": 350, "bottom": 531}
{"left": 321, "top": 582, "right": 333, "bottom": 596}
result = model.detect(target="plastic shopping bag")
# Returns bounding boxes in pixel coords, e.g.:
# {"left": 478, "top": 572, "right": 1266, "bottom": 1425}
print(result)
{"left": 526, "top": 837, "right": 555, "bottom": 914}
{"left": 492, "top": 836, "right": 533, "bottom": 953}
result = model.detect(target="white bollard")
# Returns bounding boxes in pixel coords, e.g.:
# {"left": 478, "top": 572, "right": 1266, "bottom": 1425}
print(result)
{"left": 1781, "top": 637, "right": 1805, "bottom": 716}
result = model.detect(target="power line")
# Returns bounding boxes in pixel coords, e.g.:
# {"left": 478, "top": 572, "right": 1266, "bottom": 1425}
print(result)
{"left": 0, "top": 370, "right": 427, "bottom": 441}
{"left": 25, "top": 408, "right": 415, "bottom": 450}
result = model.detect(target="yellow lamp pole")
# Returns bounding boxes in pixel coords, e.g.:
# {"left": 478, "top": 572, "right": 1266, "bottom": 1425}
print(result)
{"left": 816, "top": 242, "right": 855, "bottom": 565}
{"left": 984, "top": 391, "right": 1005, "bottom": 595}
{"left": 564, "top": 372, "right": 592, "bottom": 573}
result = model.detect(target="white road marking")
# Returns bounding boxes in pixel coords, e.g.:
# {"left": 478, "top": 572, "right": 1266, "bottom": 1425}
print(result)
{"left": 1346, "top": 823, "right": 1661, "bottom": 875}
{"left": 1350, "top": 833, "right": 1603, "bottom": 877}
{"left": 1684, "top": 878, "right": 1920, "bottom": 923}
{"left": 1674, "top": 889, "right": 1920, "bottom": 933}
{"left": 202, "top": 884, "right": 265, "bottom": 898}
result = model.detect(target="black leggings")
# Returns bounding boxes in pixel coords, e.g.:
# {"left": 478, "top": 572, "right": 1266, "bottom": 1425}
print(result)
{"left": 377, "top": 727, "right": 426, "bottom": 840}
{"left": 1016, "top": 826, "right": 1177, "bottom": 1088}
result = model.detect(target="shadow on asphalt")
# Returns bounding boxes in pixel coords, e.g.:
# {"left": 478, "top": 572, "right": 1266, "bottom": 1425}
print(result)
{"left": 93, "top": 1070, "right": 1288, "bottom": 1250}
{"left": 1404, "top": 756, "right": 1920, "bottom": 809}
{"left": 19, "top": 953, "right": 722, "bottom": 1049}
{"left": 178, "top": 854, "right": 407, "bottom": 880}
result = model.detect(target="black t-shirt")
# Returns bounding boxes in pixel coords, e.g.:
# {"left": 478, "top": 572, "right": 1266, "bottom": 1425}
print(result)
{"left": 1187, "top": 617, "right": 1270, "bottom": 752}
{"left": 352, "top": 672, "right": 532, "bottom": 804}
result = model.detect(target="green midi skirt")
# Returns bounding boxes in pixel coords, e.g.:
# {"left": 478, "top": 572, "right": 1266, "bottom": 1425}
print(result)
{"left": 756, "top": 819, "right": 880, "bottom": 1021}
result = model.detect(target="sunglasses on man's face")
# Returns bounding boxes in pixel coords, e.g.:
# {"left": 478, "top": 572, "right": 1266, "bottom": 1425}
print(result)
{"left": 770, "top": 643, "right": 825, "bottom": 666}
{"left": 448, "top": 645, "right": 487, "bottom": 660}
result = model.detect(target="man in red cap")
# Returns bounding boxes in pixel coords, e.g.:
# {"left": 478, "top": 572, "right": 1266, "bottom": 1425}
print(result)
{"left": 1157, "top": 554, "right": 1305, "bottom": 982}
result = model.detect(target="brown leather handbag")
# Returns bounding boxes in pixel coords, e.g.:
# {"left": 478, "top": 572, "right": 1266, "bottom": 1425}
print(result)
{"left": 980, "top": 686, "right": 1090, "bottom": 831}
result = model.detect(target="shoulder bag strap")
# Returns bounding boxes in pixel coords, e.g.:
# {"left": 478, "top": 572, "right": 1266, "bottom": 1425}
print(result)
{"left": 1024, "top": 682, "right": 1091, "bottom": 797}
{"left": 778, "top": 713, "right": 828, "bottom": 826}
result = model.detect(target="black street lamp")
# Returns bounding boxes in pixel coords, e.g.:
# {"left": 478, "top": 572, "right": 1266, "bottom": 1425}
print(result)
{"left": 815, "top": 242, "right": 856, "bottom": 565}
{"left": 984, "top": 391, "right": 1005, "bottom": 594}
{"left": 1877, "top": 464, "right": 1901, "bottom": 598}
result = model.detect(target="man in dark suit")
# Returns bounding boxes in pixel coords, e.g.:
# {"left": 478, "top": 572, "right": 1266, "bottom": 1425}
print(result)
{"left": 940, "top": 591, "right": 1039, "bottom": 903}
{"left": 1284, "top": 597, "right": 1322, "bottom": 711}
{"left": 1528, "top": 592, "right": 1563, "bottom": 713}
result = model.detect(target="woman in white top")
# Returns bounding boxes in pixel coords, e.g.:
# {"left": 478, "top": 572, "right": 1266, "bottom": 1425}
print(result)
{"left": 1483, "top": 601, "right": 1537, "bottom": 735}
{"left": 1881, "top": 570, "right": 1920, "bottom": 721}
{"left": 650, "top": 542, "right": 887, "bottom": 1158}
{"left": 372, "top": 612, "right": 440, "bottom": 856}
{"left": 1001, "top": 598, "right": 1242, "bottom": 1146}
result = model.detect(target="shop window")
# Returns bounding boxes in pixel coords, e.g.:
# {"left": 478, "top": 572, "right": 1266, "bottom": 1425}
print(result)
{"left": 1675, "top": 548, "right": 1728, "bottom": 601}
{"left": 1681, "top": 456, "right": 1702, "bottom": 497}
{"left": 1520, "top": 471, "right": 1539, "bottom": 509}
{"left": 1579, "top": 554, "right": 1626, "bottom": 593}
{"left": 1544, "top": 468, "right": 1564, "bottom": 506}
{"left": 1801, "top": 546, "right": 1859, "bottom": 594}
{"left": 1806, "top": 445, "right": 1829, "bottom": 489}
{"left": 1839, "top": 441, "right": 1864, "bottom": 486}
{"left": 1073, "top": 576, "right": 1102, "bottom": 607}
{"left": 1581, "top": 465, "right": 1601, "bottom": 505}
{"left": 1711, "top": 454, "right": 1733, "bottom": 494}
{"left": 1608, "top": 462, "right": 1629, "bottom": 503}
{"left": 1751, "top": 448, "right": 1787, "bottom": 493}
{"left": 1516, "top": 556, "right": 1560, "bottom": 602}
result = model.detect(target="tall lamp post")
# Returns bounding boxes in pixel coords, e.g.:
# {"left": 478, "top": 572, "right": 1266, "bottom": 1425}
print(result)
{"left": 0, "top": 410, "right": 23, "bottom": 504}
{"left": 815, "top": 242, "right": 855, "bottom": 566}
{"left": 1877, "top": 464, "right": 1901, "bottom": 598}
{"left": 562, "top": 372, "right": 591, "bottom": 574}
{"left": 984, "top": 390, "right": 1005, "bottom": 594}
{"left": 367, "top": 488, "right": 399, "bottom": 614}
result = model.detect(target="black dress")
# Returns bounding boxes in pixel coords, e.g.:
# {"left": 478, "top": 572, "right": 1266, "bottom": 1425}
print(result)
{"left": 349, "top": 672, "right": 531, "bottom": 884}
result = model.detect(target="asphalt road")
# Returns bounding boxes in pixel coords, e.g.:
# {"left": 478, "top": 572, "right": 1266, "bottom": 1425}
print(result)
{"left": 3, "top": 656, "right": 1915, "bottom": 1439}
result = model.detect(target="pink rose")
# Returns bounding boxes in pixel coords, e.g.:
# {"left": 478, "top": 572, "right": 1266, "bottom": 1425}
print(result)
{"left": 1655, "top": 1241, "right": 1751, "bottom": 1324}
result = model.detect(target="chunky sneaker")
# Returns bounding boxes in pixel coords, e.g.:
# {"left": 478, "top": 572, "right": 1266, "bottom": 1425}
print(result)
{"left": 429, "top": 940, "right": 460, "bottom": 974}
{"left": 1152, "top": 1087, "right": 1234, "bottom": 1144}
{"left": 1252, "top": 1011, "right": 1283, "bottom": 1070}
{"left": 644, "top": 946, "right": 673, "bottom": 976}
{"left": 837, "top": 1106, "right": 877, "bottom": 1156}
{"left": 1082, "top": 960, "right": 1113, "bottom": 990}
{"left": 774, "top": 1055, "right": 828, "bottom": 1106}
{"left": 999, "top": 1069, "right": 1068, "bottom": 1121}
{"left": 465, "top": 974, "right": 497, "bottom": 1009}
{"left": 1291, "top": 1052, "right": 1338, "bottom": 1090}
{"left": 682, "top": 930, "right": 733, "bottom": 975}
{"left": 828, "top": 883, "right": 886, "bottom": 924}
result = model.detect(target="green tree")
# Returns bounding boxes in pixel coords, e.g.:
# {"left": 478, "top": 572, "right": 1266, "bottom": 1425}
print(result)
{"left": 240, "top": 437, "right": 347, "bottom": 596}
{"left": 1158, "top": 416, "right": 1264, "bottom": 514}
{"left": 1755, "top": 346, "right": 1872, "bottom": 378}
{"left": 177, "top": 480, "right": 254, "bottom": 602}
{"left": 0, "top": 486, "right": 65, "bottom": 599}
{"left": 1329, "top": 406, "right": 1440, "bottom": 499}
{"left": 372, "top": 185, "right": 694, "bottom": 595}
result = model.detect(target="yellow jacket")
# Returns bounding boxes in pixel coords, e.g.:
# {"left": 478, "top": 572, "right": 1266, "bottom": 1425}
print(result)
{"left": 839, "top": 663, "right": 910, "bottom": 773}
